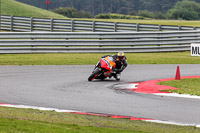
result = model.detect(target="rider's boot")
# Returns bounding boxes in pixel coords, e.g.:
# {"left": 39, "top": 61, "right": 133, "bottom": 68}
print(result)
{"left": 114, "top": 73, "right": 121, "bottom": 81}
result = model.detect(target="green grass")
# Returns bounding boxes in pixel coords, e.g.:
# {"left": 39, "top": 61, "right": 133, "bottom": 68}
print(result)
{"left": 158, "top": 78, "right": 200, "bottom": 96}
{"left": 0, "top": 117, "right": 134, "bottom": 133}
{"left": 0, "top": 51, "right": 199, "bottom": 65}
{"left": 2, "top": 0, "right": 66, "bottom": 18}
{"left": 0, "top": 106, "right": 199, "bottom": 133}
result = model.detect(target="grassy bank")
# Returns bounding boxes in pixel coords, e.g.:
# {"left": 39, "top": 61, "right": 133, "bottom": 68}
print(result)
{"left": 158, "top": 78, "right": 200, "bottom": 96}
{"left": 0, "top": 106, "right": 199, "bottom": 133}
{"left": 2, "top": 0, "right": 66, "bottom": 18}
{"left": 0, "top": 51, "right": 200, "bottom": 65}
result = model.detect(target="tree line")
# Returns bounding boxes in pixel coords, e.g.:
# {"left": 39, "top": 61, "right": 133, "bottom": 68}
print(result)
{"left": 16, "top": 0, "right": 180, "bottom": 15}
{"left": 16, "top": 0, "right": 200, "bottom": 20}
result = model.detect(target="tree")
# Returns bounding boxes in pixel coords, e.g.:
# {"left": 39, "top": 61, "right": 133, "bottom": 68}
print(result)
{"left": 167, "top": 0, "right": 200, "bottom": 20}
{"left": 140, "top": 0, "right": 180, "bottom": 12}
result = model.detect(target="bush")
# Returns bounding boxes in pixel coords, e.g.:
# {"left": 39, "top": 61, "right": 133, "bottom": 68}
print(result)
{"left": 137, "top": 10, "right": 154, "bottom": 18}
{"left": 53, "top": 7, "right": 76, "bottom": 18}
{"left": 53, "top": 7, "right": 92, "bottom": 18}
{"left": 129, "top": 11, "right": 138, "bottom": 16}
{"left": 153, "top": 12, "right": 167, "bottom": 19}
{"left": 95, "top": 13, "right": 147, "bottom": 20}
{"left": 95, "top": 14, "right": 111, "bottom": 19}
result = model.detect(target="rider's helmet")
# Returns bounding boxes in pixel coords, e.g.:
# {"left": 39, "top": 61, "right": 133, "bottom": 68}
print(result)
{"left": 116, "top": 51, "right": 125, "bottom": 61}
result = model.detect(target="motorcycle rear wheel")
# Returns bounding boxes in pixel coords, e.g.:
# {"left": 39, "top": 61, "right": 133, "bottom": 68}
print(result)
{"left": 88, "top": 69, "right": 101, "bottom": 81}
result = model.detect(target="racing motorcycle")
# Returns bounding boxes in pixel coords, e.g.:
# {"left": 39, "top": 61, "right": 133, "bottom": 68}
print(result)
{"left": 88, "top": 56, "right": 121, "bottom": 81}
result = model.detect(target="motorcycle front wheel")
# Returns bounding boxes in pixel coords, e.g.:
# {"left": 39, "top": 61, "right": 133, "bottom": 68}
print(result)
{"left": 88, "top": 69, "right": 101, "bottom": 81}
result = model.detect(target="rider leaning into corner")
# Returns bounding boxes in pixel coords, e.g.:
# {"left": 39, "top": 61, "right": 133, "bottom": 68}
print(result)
{"left": 100, "top": 51, "right": 128, "bottom": 79}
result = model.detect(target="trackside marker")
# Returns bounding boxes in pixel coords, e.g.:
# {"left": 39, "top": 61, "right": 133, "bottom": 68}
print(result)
{"left": 175, "top": 66, "right": 181, "bottom": 80}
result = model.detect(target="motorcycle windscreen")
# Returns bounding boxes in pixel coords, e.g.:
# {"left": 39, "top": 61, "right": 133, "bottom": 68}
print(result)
{"left": 100, "top": 58, "right": 112, "bottom": 70}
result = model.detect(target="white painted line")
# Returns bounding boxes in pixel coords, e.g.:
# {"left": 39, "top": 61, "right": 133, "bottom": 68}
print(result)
{"left": 154, "top": 93, "right": 200, "bottom": 99}
{"left": 0, "top": 104, "right": 79, "bottom": 113}
{"left": 129, "top": 84, "right": 138, "bottom": 89}
{"left": 145, "top": 120, "right": 200, "bottom": 128}
{"left": 114, "top": 84, "right": 138, "bottom": 90}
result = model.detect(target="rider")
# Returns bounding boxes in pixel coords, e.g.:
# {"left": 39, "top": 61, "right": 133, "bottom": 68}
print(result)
{"left": 112, "top": 51, "right": 127, "bottom": 73}
{"left": 101, "top": 52, "right": 128, "bottom": 78}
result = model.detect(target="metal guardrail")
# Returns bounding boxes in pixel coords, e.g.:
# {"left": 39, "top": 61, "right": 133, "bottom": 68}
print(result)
{"left": 0, "top": 15, "right": 199, "bottom": 32}
{"left": 0, "top": 31, "right": 199, "bottom": 53}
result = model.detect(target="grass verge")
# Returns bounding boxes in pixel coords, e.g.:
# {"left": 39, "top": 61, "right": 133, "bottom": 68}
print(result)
{"left": 2, "top": 0, "right": 66, "bottom": 18}
{"left": 158, "top": 78, "right": 200, "bottom": 96}
{"left": 0, "top": 51, "right": 200, "bottom": 65}
{"left": 0, "top": 106, "right": 199, "bottom": 133}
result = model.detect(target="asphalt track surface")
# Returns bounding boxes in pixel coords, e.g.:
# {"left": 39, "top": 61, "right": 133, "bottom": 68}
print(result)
{"left": 1, "top": 64, "right": 200, "bottom": 125}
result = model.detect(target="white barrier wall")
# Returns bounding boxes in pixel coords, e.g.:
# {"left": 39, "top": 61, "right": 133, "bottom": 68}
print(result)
{"left": 191, "top": 43, "right": 200, "bottom": 56}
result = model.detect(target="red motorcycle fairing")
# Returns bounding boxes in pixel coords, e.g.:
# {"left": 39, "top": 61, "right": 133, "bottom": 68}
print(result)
{"left": 100, "top": 56, "right": 116, "bottom": 70}
{"left": 100, "top": 58, "right": 112, "bottom": 70}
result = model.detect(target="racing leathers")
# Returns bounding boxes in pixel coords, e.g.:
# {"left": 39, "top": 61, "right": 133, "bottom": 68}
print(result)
{"left": 101, "top": 54, "right": 127, "bottom": 73}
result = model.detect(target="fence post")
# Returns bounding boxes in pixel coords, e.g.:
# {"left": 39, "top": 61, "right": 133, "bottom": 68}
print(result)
{"left": 158, "top": 25, "right": 162, "bottom": 31}
{"left": 136, "top": 23, "right": 139, "bottom": 32}
{"left": 92, "top": 21, "right": 95, "bottom": 32}
{"left": 30, "top": 17, "right": 33, "bottom": 32}
{"left": 71, "top": 20, "right": 74, "bottom": 32}
{"left": 10, "top": 15, "right": 14, "bottom": 31}
{"left": 179, "top": 26, "right": 182, "bottom": 31}
{"left": 114, "top": 22, "right": 117, "bottom": 32}
{"left": 50, "top": 18, "right": 54, "bottom": 32}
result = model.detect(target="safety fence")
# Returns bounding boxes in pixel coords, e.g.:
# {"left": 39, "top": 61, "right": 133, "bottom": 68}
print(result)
{"left": 0, "top": 15, "right": 199, "bottom": 32}
{"left": 0, "top": 31, "right": 199, "bottom": 53}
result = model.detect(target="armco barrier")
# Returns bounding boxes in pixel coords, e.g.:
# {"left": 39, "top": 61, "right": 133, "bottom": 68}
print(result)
{"left": 0, "top": 15, "right": 199, "bottom": 32}
{"left": 0, "top": 31, "right": 199, "bottom": 53}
